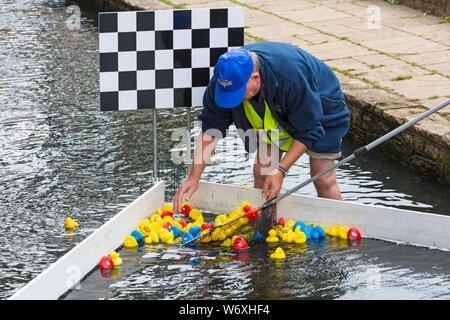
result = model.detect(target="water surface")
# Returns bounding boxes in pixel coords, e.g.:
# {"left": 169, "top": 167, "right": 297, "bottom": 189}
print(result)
{"left": 0, "top": 0, "right": 449, "bottom": 299}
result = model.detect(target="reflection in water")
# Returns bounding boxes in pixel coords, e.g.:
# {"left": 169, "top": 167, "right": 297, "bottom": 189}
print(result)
{"left": 0, "top": 1, "right": 449, "bottom": 300}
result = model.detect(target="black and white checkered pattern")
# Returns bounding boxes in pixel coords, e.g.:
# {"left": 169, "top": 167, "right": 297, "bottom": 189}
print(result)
{"left": 99, "top": 8, "right": 244, "bottom": 110}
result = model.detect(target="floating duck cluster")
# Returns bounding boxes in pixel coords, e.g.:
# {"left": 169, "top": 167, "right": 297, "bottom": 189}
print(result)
{"left": 97, "top": 201, "right": 362, "bottom": 268}
{"left": 266, "top": 217, "right": 362, "bottom": 259}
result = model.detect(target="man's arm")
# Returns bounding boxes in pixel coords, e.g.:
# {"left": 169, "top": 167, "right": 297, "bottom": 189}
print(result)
{"left": 262, "top": 139, "right": 307, "bottom": 200}
{"left": 173, "top": 130, "right": 218, "bottom": 212}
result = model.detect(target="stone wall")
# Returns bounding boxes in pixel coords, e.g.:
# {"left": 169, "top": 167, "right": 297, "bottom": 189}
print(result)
{"left": 396, "top": 0, "right": 450, "bottom": 16}
{"left": 338, "top": 74, "right": 450, "bottom": 186}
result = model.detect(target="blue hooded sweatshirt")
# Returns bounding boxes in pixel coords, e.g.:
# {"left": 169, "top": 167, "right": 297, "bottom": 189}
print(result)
{"left": 198, "top": 41, "right": 350, "bottom": 153}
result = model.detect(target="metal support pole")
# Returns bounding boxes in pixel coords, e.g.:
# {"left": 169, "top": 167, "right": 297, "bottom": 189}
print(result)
{"left": 153, "top": 109, "right": 158, "bottom": 184}
{"left": 186, "top": 106, "right": 192, "bottom": 177}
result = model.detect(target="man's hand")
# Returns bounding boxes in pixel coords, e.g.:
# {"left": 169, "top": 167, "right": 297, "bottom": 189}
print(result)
{"left": 173, "top": 178, "right": 199, "bottom": 212}
{"left": 261, "top": 169, "right": 284, "bottom": 201}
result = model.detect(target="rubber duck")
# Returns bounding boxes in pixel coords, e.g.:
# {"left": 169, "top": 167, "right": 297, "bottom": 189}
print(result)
{"left": 270, "top": 247, "right": 286, "bottom": 259}
{"left": 124, "top": 235, "right": 138, "bottom": 248}
{"left": 181, "top": 203, "right": 191, "bottom": 216}
{"left": 189, "top": 226, "right": 201, "bottom": 236}
{"left": 148, "top": 231, "right": 159, "bottom": 243}
{"left": 215, "top": 214, "right": 227, "bottom": 226}
{"left": 278, "top": 217, "right": 285, "bottom": 227}
{"left": 328, "top": 225, "right": 340, "bottom": 237}
{"left": 275, "top": 225, "right": 284, "bottom": 238}
{"left": 99, "top": 256, "right": 114, "bottom": 269}
{"left": 280, "top": 227, "right": 291, "bottom": 242}
{"left": 64, "top": 217, "right": 79, "bottom": 229}
{"left": 201, "top": 223, "right": 214, "bottom": 231}
{"left": 293, "top": 221, "right": 306, "bottom": 233}
{"left": 161, "top": 210, "right": 173, "bottom": 219}
{"left": 306, "top": 224, "right": 314, "bottom": 235}
{"left": 161, "top": 231, "right": 174, "bottom": 244}
{"left": 169, "top": 226, "right": 182, "bottom": 238}
{"left": 220, "top": 238, "right": 232, "bottom": 247}
{"left": 199, "top": 229, "right": 212, "bottom": 243}
{"left": 131, "top": 230, "right": 144, "bottom": 245}
{"left": 243, "top": 185, "right": 251, "bottom": 188}
{"left": 313, "top": 225, "right": 326, "bottom": 238}
{"left": 240, "top": 200, "right": 251, "bottom": 210}
{"left": 286, "top": 229, "right": 295, "bottom": 243}
{"left": 151, "top": 222, "right": 161, "bottom": 233}
{"left": 253, "top": 231, "right": 263, "bottom": 242}
{"left": 339, "top": 227, "right": 349, "bottom": 240}
{"left": 144, "top": 236, "right": 153, "bottom": 244}
{"left": 266, "top": 229, "right": 279, "bottom": 243}
{"left": 162, "top": 203, "right": 173, "bottom": 212}
{"left": 182, "top": 232, "right": 194, "bottom": 244}
{"left": 139, "top": 219, "right": 152, "bottom": 236}
{"left": 155, "top": 208, "right": 163, "bottom": 216}
{"left": 109, "top": 251, "right": 122, "bottom": 266}
{"left": 244, "top": 208, "right": 259, "bottom": 220}
{"left": 188, "top": 209, "right": 202, "bottom": 221}
{"left": 347, "top": 228, "right": 361, "bottom": 240}
{"left": 293, "top": 230, "right": 307, "bottom": 244}
{"left": 233, "top": 237, "right": 248, "bottom": 250}
{"left": 285, "top": 220, "right": 296, "bottom": 230}
{"left": 150, "top": 214, "right": 162, "bottom": 224}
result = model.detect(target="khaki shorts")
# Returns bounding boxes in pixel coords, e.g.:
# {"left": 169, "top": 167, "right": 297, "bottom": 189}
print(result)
{"left": 306, "top": 149, "right": 342, "bottom": 160}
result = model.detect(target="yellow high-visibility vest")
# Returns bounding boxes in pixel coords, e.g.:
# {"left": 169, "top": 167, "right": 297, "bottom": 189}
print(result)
{"left": 243, "top": 99, "right": 293, "bottom": 152}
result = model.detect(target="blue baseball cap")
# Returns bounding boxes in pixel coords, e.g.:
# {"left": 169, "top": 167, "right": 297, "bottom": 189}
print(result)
{"left": 214, "top": 49, "right": 254, "bottom": 109}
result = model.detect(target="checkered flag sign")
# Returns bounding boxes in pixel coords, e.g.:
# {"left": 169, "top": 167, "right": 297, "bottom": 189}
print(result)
{"left": 99, "top": 8, "right": 244, "bottom": 110}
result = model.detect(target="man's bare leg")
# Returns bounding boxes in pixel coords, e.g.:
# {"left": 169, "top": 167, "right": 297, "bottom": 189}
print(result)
{"left": 309, "top": 157, "right": 342, "bottom": 200}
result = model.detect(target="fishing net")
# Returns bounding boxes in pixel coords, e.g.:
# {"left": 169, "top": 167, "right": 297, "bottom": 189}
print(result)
{"left": 183, "top": 202, "right": 278, "bottom": 246}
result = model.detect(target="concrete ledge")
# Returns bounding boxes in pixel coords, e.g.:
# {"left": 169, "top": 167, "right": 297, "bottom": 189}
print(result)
{"left": 338, "top": 74, "right": 450, "bottom": 185}
{"left": 396, "top": 0, "right": 450, "bottom": 17}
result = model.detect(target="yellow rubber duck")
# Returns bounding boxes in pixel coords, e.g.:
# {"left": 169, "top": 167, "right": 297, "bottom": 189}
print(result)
{"left": 328, "top": 225, "right": 340, "bottom": 237}
{"left": 285, "top": 220, "right": 296, "bottom": 230}
{"left": 148, "top": 231, "right": 159, "bottom": 243}
{"left": 293, "top": 230, "right": 307, "bottom": 244}
{"left": 109, "top": 251, "right": 122, "bottom": 266}
{"left": 151, "top": 222, "right": 161, "bottom": 233}
{"left": 157, "top": 228, "right": 169, "bottom": 239}
{"left": 150, "top": 214, "right": 162, "bottom": 224}
{"left": 162, "top": 203, "right": 173, "bottom": 212}
{"left": 240, "top": 200, "right": 251, "bottom": 210}
{"left": 220, "top": 238, "right": 232, "bottom": 247}
{"left": 162, "top": 215, "right": 174, "bottom": 225}
{"left": 215, "top": 214, "right": 227, "bottom": 226}
{"left": 144, "top": 236, "right": 153, "bottom": 244}
{"left": 270, "top": 247, "right": 286, "bottom": 259}
{"left": 338, "top": 227, "right": 349, "bottom": 240}
{"left": 64, "top": 217, "right": 79, "bottom": 229}
{"left": 139, "top": 219, "right": 152, "bottom": 236}
{"left": 123, "top": 235, "right": 138, "bottom": 248}
{"left": 266, "top": 229, "right": 279, "bottom": 243}
{"left": 189, "top": 209, "right": 202, "bottom": 221}
{"left": 161, "top": 231, "right": 174, "bottom": 244}
{"left": 286, "top": 229, "right": 295, "bottom": 243}
{"left": 155, "top": 208, "right": 163, "bottom": 216}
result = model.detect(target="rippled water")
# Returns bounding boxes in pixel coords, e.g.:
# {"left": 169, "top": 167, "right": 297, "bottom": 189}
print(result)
{"left": 1, "top": 0, "right": 449, "bottom": 300}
